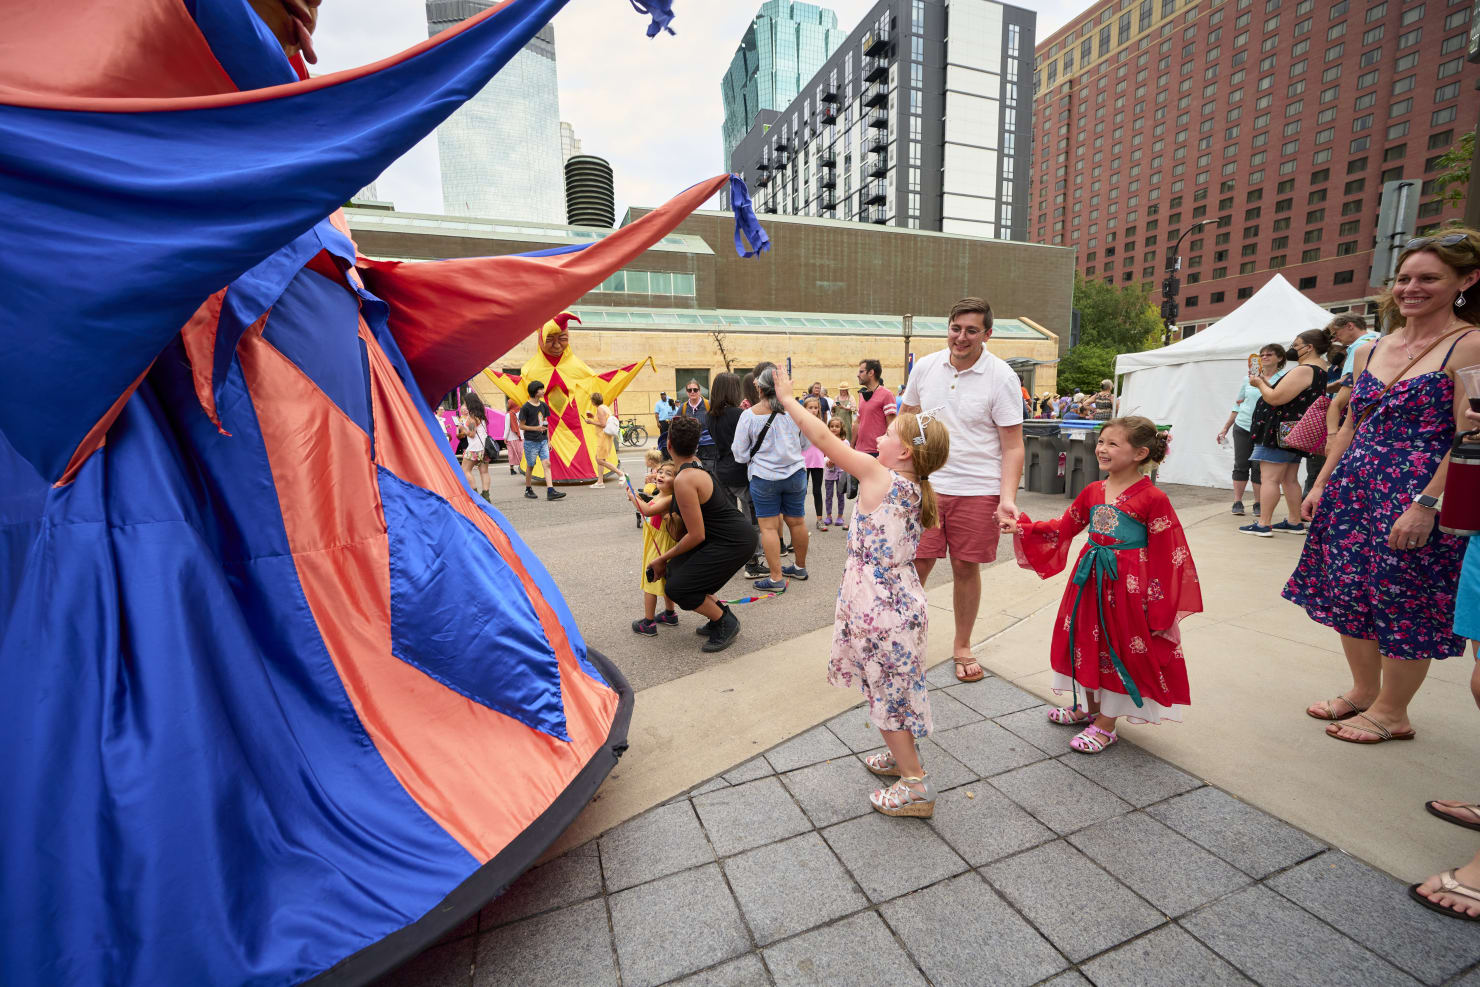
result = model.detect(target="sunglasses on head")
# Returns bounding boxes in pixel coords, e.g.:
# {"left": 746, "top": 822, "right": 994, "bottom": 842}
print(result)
{"left": 1406, "top": 232, "right": 1469, "bottom": 249}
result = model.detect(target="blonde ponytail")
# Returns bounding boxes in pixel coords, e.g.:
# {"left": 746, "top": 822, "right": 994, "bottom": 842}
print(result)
{"left": 917, "top": 475, "right": 939, "bottom": 529}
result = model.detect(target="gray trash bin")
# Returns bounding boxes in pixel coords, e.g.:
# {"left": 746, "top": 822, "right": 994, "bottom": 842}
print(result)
{"left": 1023, "top": 421, "right": 1066, "bottom": 494}
{"left": 1061, "top": 421, "right": 1105, "bottom": 499}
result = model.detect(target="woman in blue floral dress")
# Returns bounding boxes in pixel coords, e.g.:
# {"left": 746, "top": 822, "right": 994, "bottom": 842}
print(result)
{"left": 1286, "top": 229, "right": 1480, "bottom": 744}
{"left": 770, "top": 366, "right": 950, "bottom": 817}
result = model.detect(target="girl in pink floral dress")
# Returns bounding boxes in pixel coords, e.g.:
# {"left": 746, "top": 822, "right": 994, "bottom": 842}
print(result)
{"left": 771, "top": 367, "right": 950, "bottom": 817}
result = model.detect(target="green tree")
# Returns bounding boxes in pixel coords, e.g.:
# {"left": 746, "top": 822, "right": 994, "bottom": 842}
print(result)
{"left": 1072, "top": 272, "right": 1163, "bottom": 353}
{"left": 1055, "top": 343, "right": 1118, "bottom": 396}
{"left": 1434, "top": 129, "right": 1474, "bottom": 207}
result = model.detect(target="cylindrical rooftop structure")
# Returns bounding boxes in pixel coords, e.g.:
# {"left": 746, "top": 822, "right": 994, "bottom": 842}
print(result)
{"left": 564, "top": 155, "right": 615, "bottom": 228}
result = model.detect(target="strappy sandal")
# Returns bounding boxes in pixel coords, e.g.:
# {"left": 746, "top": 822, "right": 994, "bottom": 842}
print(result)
{"left": 864, "top": 750, "right": 901, "bottom": 777}
{"left": 954, "top": 657, "right": 985, "bottom": 683}
{"left": 870, "top": 776, "right": 935, "bottom": 818}
{"left": 1425, "top": 801, "right": 1480, "bottom": 832}
{"left": 1325, "top": 711, "right": 1416, "bottom": 744}
{"left": 1407, "top": 870, "right": 1480, "bottom": 923}
{"left": 1048, "top": 706, "right": 1092, "bottom": 726}
{"left": 1070, "top": 723, "right": 1118, "bottom": 754}
{"left": 1306, "top": 695, "right": 1369, "bottom": 721}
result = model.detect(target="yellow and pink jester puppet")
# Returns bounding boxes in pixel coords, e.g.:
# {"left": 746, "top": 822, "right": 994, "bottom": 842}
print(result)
{"left": 487, "top": 312, "right": 652, "bottom": 483}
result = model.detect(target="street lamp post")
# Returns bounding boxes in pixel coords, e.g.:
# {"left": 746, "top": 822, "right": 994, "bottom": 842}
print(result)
{"left": 1160, "top": 219, "right": 1210, "bottom": 346}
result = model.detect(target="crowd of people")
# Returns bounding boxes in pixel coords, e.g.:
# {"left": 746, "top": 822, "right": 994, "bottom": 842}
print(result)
{"left": 1028, "top": 379, "right": 1118, "bottom": 421}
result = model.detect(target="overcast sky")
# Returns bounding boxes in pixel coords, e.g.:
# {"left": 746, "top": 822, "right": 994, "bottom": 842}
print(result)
{"left": 314, "top": 0, "right": 1080, "bottom": 216}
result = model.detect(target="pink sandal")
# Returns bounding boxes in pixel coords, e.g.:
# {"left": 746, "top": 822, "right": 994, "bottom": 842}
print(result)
{"left": 1070, "top": 723, "right": 1118, "bottom": 754}
{"left": 1047, "top": 706, "right": 1092, "bottom": 726}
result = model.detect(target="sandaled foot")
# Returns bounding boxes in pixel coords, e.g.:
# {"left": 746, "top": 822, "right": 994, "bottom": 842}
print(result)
{"left": 954, "top": 657, "right": 984, "bottom": 683}
{"left": 1326, "top": 711, "right": 1415, "bottom": 744}
{"left": 1070, "top": 723, "right": 1118, "bottom": 754}
{"left": 1048, "top": 705, "right": 1092, "bottom": 726}
{"left": 1409, "top": 869, "right": 1480, "bottom": 922}
{"left": 863, "top": 750, "right": 905, "bottom": 777}
{"left": 870, "top": 776, "right": 935, "bottom": 817}
{"left": 1305, "top": 695, "right": 1370, "bottom": 721}
{"left": 1426, "top": 801, "right": 1480, "bottom": 832}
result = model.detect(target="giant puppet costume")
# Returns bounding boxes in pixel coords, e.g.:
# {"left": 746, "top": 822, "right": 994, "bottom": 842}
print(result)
{"left": 0, "top": 1, "right": 766, "bottom": 984}
{"left": 487, "top": 312, "right": 653, "bottom": 482}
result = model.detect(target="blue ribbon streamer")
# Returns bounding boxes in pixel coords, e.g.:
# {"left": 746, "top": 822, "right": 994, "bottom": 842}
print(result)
{"left": 728, "top": 175, "right": 772, "bottom": 258}
{"left": 628, "top": 0, "right": 677, "bottom": 36}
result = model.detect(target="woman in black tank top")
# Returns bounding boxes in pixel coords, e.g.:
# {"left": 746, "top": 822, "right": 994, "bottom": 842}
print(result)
{"left": 648, "top": 418, "right": 758, "bottom": 653}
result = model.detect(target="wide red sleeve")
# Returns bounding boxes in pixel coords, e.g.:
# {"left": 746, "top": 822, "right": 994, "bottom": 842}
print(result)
{"left": 1012, "top": 483, "right": 1099, "bottom": 578}
{"left": 1142, "top": 489, "right": 1203, "bottom": 631}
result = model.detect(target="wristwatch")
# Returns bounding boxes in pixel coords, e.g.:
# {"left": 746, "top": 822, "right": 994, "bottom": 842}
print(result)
{"left": 1412, "top": 493, "right": 1440, "bottom": 511}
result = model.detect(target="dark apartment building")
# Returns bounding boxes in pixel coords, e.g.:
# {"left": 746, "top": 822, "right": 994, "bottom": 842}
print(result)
{"left": 1031, "top": 0, "right": 1478, "bottom": 331}
{"left": 730, "top": 0, "right": 1036, "bottom": 240}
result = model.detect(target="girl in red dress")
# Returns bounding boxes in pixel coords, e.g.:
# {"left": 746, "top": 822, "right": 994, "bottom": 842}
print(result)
{"left": 1010, "top": 417, "right": 1202, "bottom": 754}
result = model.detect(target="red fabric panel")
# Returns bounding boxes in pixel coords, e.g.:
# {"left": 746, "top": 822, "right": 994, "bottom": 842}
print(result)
{"left": 53, "top": 361, "right": 154, "bottom": 488}
{"left": 0, "top": 0, "right": 519, "bottom": 111}
{"left": 0, "top": 0, "right": 237, "bottom": 101}
{"left": 357, "top": 174, "right": 729, "bottom": 405}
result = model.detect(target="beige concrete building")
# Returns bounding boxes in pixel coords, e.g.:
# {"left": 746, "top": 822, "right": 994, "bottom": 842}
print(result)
{"left": 346, "top": 205, "right": 1069, "bottom": 432}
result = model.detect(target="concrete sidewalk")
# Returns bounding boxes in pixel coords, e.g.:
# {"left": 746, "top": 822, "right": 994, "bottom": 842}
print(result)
{"left": 378, "top": 497, "right": 1480, "bottom": 986}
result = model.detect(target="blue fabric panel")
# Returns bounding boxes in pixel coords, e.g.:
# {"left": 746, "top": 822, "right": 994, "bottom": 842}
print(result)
{"left": 360, "top": 297, "right": 603, "bottom": 686}
{"left": 187, "top": 0, "right": 298, "bottom": 91}
{"left": 380, "top": 467, "right": 570, "bottom": 741}
{"left": 262, "top": 267, "right": 371, "bottom": 434}
{"left": 515, "top": 242, "right": 595, "bottom": 258}
{"left": 0, "top": 428, "right": 46, "bottom": 622}
{"left": 0, "top": 0, "right": 571, "bottom": 482}
{"left": 0, "top": 373, "right": 479, "bottom": 987}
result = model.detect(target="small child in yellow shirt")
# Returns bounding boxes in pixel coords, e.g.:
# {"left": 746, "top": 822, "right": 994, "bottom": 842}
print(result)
{"left": 631, "top": 452, "right": 680, "bottom": 635}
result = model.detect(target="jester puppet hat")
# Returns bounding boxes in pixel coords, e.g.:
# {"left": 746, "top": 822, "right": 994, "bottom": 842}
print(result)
{"left": 0, "top": 1, "right": 766, "bottom": 984}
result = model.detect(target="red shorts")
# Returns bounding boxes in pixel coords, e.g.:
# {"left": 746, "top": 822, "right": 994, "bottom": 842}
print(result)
{"left": 917, "top": 493, "right": 1001, "bottom": 563}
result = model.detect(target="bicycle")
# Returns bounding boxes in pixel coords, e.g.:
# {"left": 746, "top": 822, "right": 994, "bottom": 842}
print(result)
{"left": 619, "top": 417, "right": 648, "bottom": 447}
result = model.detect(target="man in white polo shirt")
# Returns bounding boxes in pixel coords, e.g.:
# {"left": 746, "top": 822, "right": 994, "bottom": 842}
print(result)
{"left": 899, "top": 297, "right": 1025, "bottom": 683}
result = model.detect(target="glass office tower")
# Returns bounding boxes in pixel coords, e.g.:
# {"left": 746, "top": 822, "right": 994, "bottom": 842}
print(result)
{"left": 427, "top": 0, "right": 565, "bottom": 222}
{"left": 721, "top": 2, "right": 845, "bottom": 167}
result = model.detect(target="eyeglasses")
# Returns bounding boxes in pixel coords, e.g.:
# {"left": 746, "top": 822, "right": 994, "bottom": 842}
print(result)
{"left": 1406, "top": 233, "right": 1469, "bottom": 250}
{"left": 685, "top": 387, "right": 699, "bottom": 393}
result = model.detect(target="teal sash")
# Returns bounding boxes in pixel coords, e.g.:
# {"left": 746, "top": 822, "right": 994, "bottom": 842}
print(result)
{"left": 1066, "top": 505, "right": 1146, "bottom": 710}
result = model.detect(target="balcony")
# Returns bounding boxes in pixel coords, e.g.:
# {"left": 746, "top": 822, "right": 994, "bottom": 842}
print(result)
{"left": 859, "top": 204, "right": 889, "bottom": 224}
{"left": 866, "top": 154, "right": 889, "bottom": 177}
{"left": 867, "top": 109, "right": 889, "bottom": 129}
{"left": 867, "top": 136, "right": 888, "bottom": 156}
{"left": 863, "top": 81, "right": 887, "bottom": 107}
{"left": 817, "top": 171, "right": 836, "bottom": 190}
{"left": 754, "top": 171, "right": 771, "bottom": 188}
{"left": 863, "top": 24, "right": 891, "bottom": 55}
{"left": 819, "top": 106, "right": 837, "bottom": 125}
{"left": 819, "top": 190, "right": 836, "bottom": 210}
{"left": 755, "top": 158, "right": 770, "bottom": 171}
{"left": 817, "top": 148, "right": 836, "bottom": 168}
{"left": 863, "top": 180, "right": 888, "bottom": 204}
{"left": 864, "top": 55, "right": 887, "bottom": 82}
{"left": 819, "top": 87, "right": 840, "bottom": 104}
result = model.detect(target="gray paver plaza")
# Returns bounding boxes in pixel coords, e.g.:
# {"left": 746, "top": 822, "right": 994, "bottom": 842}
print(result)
{"left": 379, "top": 671, "right": 1480, "bottom": 987}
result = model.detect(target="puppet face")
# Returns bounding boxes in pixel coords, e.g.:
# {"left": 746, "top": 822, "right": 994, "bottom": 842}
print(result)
{"left": 539, "top": 328, "right": 569, "bottom": 360}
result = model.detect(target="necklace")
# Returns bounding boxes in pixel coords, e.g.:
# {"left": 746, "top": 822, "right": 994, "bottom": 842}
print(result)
{"left": 1400, "top": 320, "right": 1461, "bottom": 360}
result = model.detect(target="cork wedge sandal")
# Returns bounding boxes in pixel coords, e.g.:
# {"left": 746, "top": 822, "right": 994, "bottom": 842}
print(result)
{"left": 870, "top": 776, "right": 935, "bottom": 818}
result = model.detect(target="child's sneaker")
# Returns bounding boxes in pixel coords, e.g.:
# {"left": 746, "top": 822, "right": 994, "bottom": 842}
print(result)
{"left": 631, "top": 618, "right": 658, "bottom": 636}
{"left": 655, "top": 609, "right": 679, "bottom": 626}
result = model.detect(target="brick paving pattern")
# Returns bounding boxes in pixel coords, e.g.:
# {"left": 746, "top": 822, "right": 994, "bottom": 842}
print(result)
{"left": 379, "top": 670, "right": 1480, "bottom": 987}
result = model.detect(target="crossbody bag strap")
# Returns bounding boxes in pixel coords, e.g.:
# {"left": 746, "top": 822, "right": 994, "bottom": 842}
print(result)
{"left": 1354, "top": 327, "right": 1469, "bottom": 430}
{"left": 748, "top": 411, "right": 780, "bottom": 459}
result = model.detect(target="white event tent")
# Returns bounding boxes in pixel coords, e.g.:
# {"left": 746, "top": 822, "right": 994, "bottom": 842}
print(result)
{"left": 1114, "top": 274, "right": 1334, "bottom": 489}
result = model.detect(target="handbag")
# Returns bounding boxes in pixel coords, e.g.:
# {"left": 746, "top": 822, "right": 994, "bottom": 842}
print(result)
{"left": 602, "top": 412, "right": 620, "bottom": 438}
{"left": 1279, "top": 395, "right": 1331, "bottom": 454}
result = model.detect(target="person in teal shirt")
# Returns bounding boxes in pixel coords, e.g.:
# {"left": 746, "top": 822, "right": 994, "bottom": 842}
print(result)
{"left": 1216, "top": 345, "right": 1287, "bottom": 515}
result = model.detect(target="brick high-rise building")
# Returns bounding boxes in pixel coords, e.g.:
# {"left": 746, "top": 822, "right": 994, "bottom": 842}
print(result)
{"left": 1030, "top": 0, "right": 1478, "bottom": 332}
